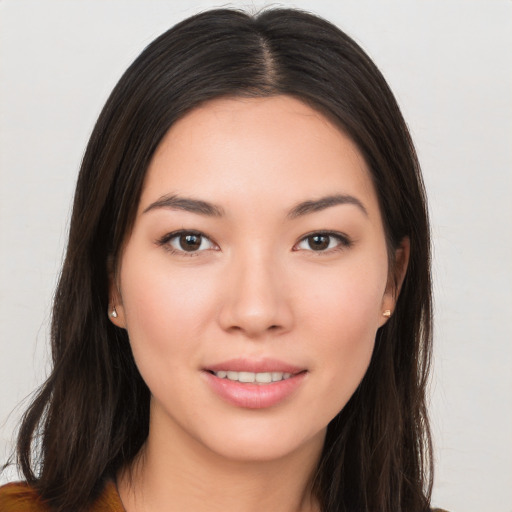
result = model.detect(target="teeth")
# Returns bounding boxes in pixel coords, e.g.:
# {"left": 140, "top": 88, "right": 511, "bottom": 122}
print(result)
{"left": 213, "top": 371, "right": 293, "bottom": 383}
{"left": 255, "top": 372, "right": 272, "bottom": 383}
{"left": 239, "top": 371, "right": 255, "bottom": 383}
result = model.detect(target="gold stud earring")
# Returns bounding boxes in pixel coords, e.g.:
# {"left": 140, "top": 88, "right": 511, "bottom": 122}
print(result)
{"left": 382, "top": 309, "right": 391, "bottom": 318}
{"left": 109, "top": 306, "right": 118, "bottom": 319}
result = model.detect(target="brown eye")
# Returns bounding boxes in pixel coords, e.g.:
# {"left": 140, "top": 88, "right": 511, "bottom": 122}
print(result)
{"left": 307, "top": 234, "right": 330, "bottom": 251}
{"left": 179, "top": 233, "right": 202, "bottom": 251}
{"left": 159, "top": 230, "right": 216, "bottom": 254}
{"left": 295, "top": 232, "right": 351, "bottom": 253}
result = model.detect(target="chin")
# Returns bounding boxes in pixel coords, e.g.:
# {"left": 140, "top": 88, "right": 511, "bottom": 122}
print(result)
{"left": 193, "top": 419, "right": 327, "bottom": 464}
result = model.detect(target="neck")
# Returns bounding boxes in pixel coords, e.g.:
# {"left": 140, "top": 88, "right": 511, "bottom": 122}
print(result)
{"left": 118, "top": 410, "right": 324, "bottom": 512}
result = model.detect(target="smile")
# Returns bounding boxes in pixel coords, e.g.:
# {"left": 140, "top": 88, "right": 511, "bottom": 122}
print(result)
{"left": 210, "top": 370, "right": 293, "bottom": 384}
{"left": 204, "top": 359, "right": 307, "bottom": 409}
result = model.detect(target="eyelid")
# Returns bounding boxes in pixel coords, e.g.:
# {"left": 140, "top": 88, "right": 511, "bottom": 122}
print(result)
{"left": 156, "top": 229, "right": 351, "bottom": 255}
{"left": 294, "top": 230, "right": 353, "bottom": 252}
{"left": 156, "top": 229, "right": 218, "bottom": 255}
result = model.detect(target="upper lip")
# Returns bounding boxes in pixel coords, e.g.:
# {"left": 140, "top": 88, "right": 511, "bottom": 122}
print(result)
{"left": 205, "top": 358, "right": 305, "bottom": 374}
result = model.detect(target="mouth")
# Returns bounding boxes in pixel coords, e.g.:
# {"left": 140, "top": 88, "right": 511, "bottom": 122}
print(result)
{"left": 203, "top": 359, "right": 307, "bottom": 408}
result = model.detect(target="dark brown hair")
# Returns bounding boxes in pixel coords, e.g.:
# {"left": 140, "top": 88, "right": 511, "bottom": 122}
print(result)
{"left": 13, "top": 8, "right": 433, "bottom": 511}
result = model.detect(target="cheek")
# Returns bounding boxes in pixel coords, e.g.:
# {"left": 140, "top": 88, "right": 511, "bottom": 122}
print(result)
{"left": 314, "top": 286, "right": 378, "bottom": 381}
{"left": 118, "top": 256, "right": 219, "bottom": 367}
{"left": 297, "top": 258, "right": 386, "bottom": 406}
{"left": 300, "top": 256, "right": 386, "bottom": 336}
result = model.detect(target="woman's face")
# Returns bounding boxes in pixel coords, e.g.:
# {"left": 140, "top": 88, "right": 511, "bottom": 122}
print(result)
{"left": 111, "top": 95, "right": 401, "bottom": 463}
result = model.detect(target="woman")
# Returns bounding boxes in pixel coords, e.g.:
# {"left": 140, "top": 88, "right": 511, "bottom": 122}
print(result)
{"left": 0, "top": 8, "right": 438, "bottom": 512}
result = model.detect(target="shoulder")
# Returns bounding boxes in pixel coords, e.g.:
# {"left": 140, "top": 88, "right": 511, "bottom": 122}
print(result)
{"left": 91, "top": 480, "right": 126, "bottom": 511}
{"left": 0, "top": 480, "right": 125, "bottom": 511}
{"left": 0, "top": 482, "right": 50, "bottom": 512}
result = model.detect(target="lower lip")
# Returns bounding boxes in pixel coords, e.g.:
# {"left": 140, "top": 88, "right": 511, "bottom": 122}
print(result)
{"left": 203, "top": 371, "right": 307, "bottom": 409}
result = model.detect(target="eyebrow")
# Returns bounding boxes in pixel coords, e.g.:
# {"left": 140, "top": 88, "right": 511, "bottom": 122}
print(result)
{"left": 142, "top": 193, "right": 367, "bottom": 219}
{"left": 143, "top": 194, "right": 225, "bottom": 217}
{"left": 287, "top": 194, "right": 368, "bottom": 219}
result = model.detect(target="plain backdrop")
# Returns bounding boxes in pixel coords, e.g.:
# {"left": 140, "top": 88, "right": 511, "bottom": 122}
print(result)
{"left": 1, "top": 1, "right": 511, "bottom": 511}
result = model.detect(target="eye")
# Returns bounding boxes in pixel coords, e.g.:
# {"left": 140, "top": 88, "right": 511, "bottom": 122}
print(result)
{"left": 295, "top": 231, "right": 351, "bottom": 252}
{"left": 158, "top": 230, "right": 217, "bottom": 254}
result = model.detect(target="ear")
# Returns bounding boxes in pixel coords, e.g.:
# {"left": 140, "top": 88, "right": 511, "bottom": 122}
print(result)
{"left": 108, "top": 270, "right": 127, "bottom": 329}
{"left": 380, "top": 237, "right": 410, "bottom": 326}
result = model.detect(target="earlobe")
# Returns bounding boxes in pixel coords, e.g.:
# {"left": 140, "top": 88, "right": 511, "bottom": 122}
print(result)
{"left": 108, "top": 303, "right": 126, "bottom": 328}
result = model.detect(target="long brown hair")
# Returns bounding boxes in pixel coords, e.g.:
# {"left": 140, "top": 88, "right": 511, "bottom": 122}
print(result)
{"left": 13, "top": 8, "right": 433, "bottom": 511}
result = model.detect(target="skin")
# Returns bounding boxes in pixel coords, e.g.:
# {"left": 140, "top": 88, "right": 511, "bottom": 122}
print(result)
{"left": 110, "top": 95, "right": 408, "bottom": 512}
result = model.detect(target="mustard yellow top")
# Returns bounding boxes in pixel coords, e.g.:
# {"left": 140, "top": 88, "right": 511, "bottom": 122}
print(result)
{"left": 0, "top": 480, "right": 124, "bottom": 511}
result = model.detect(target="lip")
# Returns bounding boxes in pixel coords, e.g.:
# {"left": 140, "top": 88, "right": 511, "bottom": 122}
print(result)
{"left": 203, "top": 358, "right": 307, "bottom": 409}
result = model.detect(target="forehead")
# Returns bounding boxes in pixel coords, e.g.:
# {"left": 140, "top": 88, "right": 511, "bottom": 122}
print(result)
{"left": 140, "top": 95, "right": 378, "bottom": 217}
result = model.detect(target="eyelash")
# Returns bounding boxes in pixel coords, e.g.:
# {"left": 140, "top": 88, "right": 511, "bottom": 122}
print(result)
{"left": 156, "top": 230, "right": 218, "bottom": 256}
{"left": 294, "top": 230, "right": 353, "bottom": 254}
{"left": 156, "top": 229, "right": 352, "bottom": 256}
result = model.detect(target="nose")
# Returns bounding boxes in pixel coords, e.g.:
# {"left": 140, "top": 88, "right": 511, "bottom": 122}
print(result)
{"left": 217, "top": 251, "right": 294, "bottom": 338}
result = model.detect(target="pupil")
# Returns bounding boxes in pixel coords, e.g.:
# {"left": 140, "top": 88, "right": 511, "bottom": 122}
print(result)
{"left": 180, "top": 234, "right": 201, "bottom": 251}
{"left": 309, "top": 235, "right": 329, "bottom": 250}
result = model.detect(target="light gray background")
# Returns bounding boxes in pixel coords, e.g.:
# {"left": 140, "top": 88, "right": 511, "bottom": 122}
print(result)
{"left": 1, "top": 1, "right": 511, "bottom": 511}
